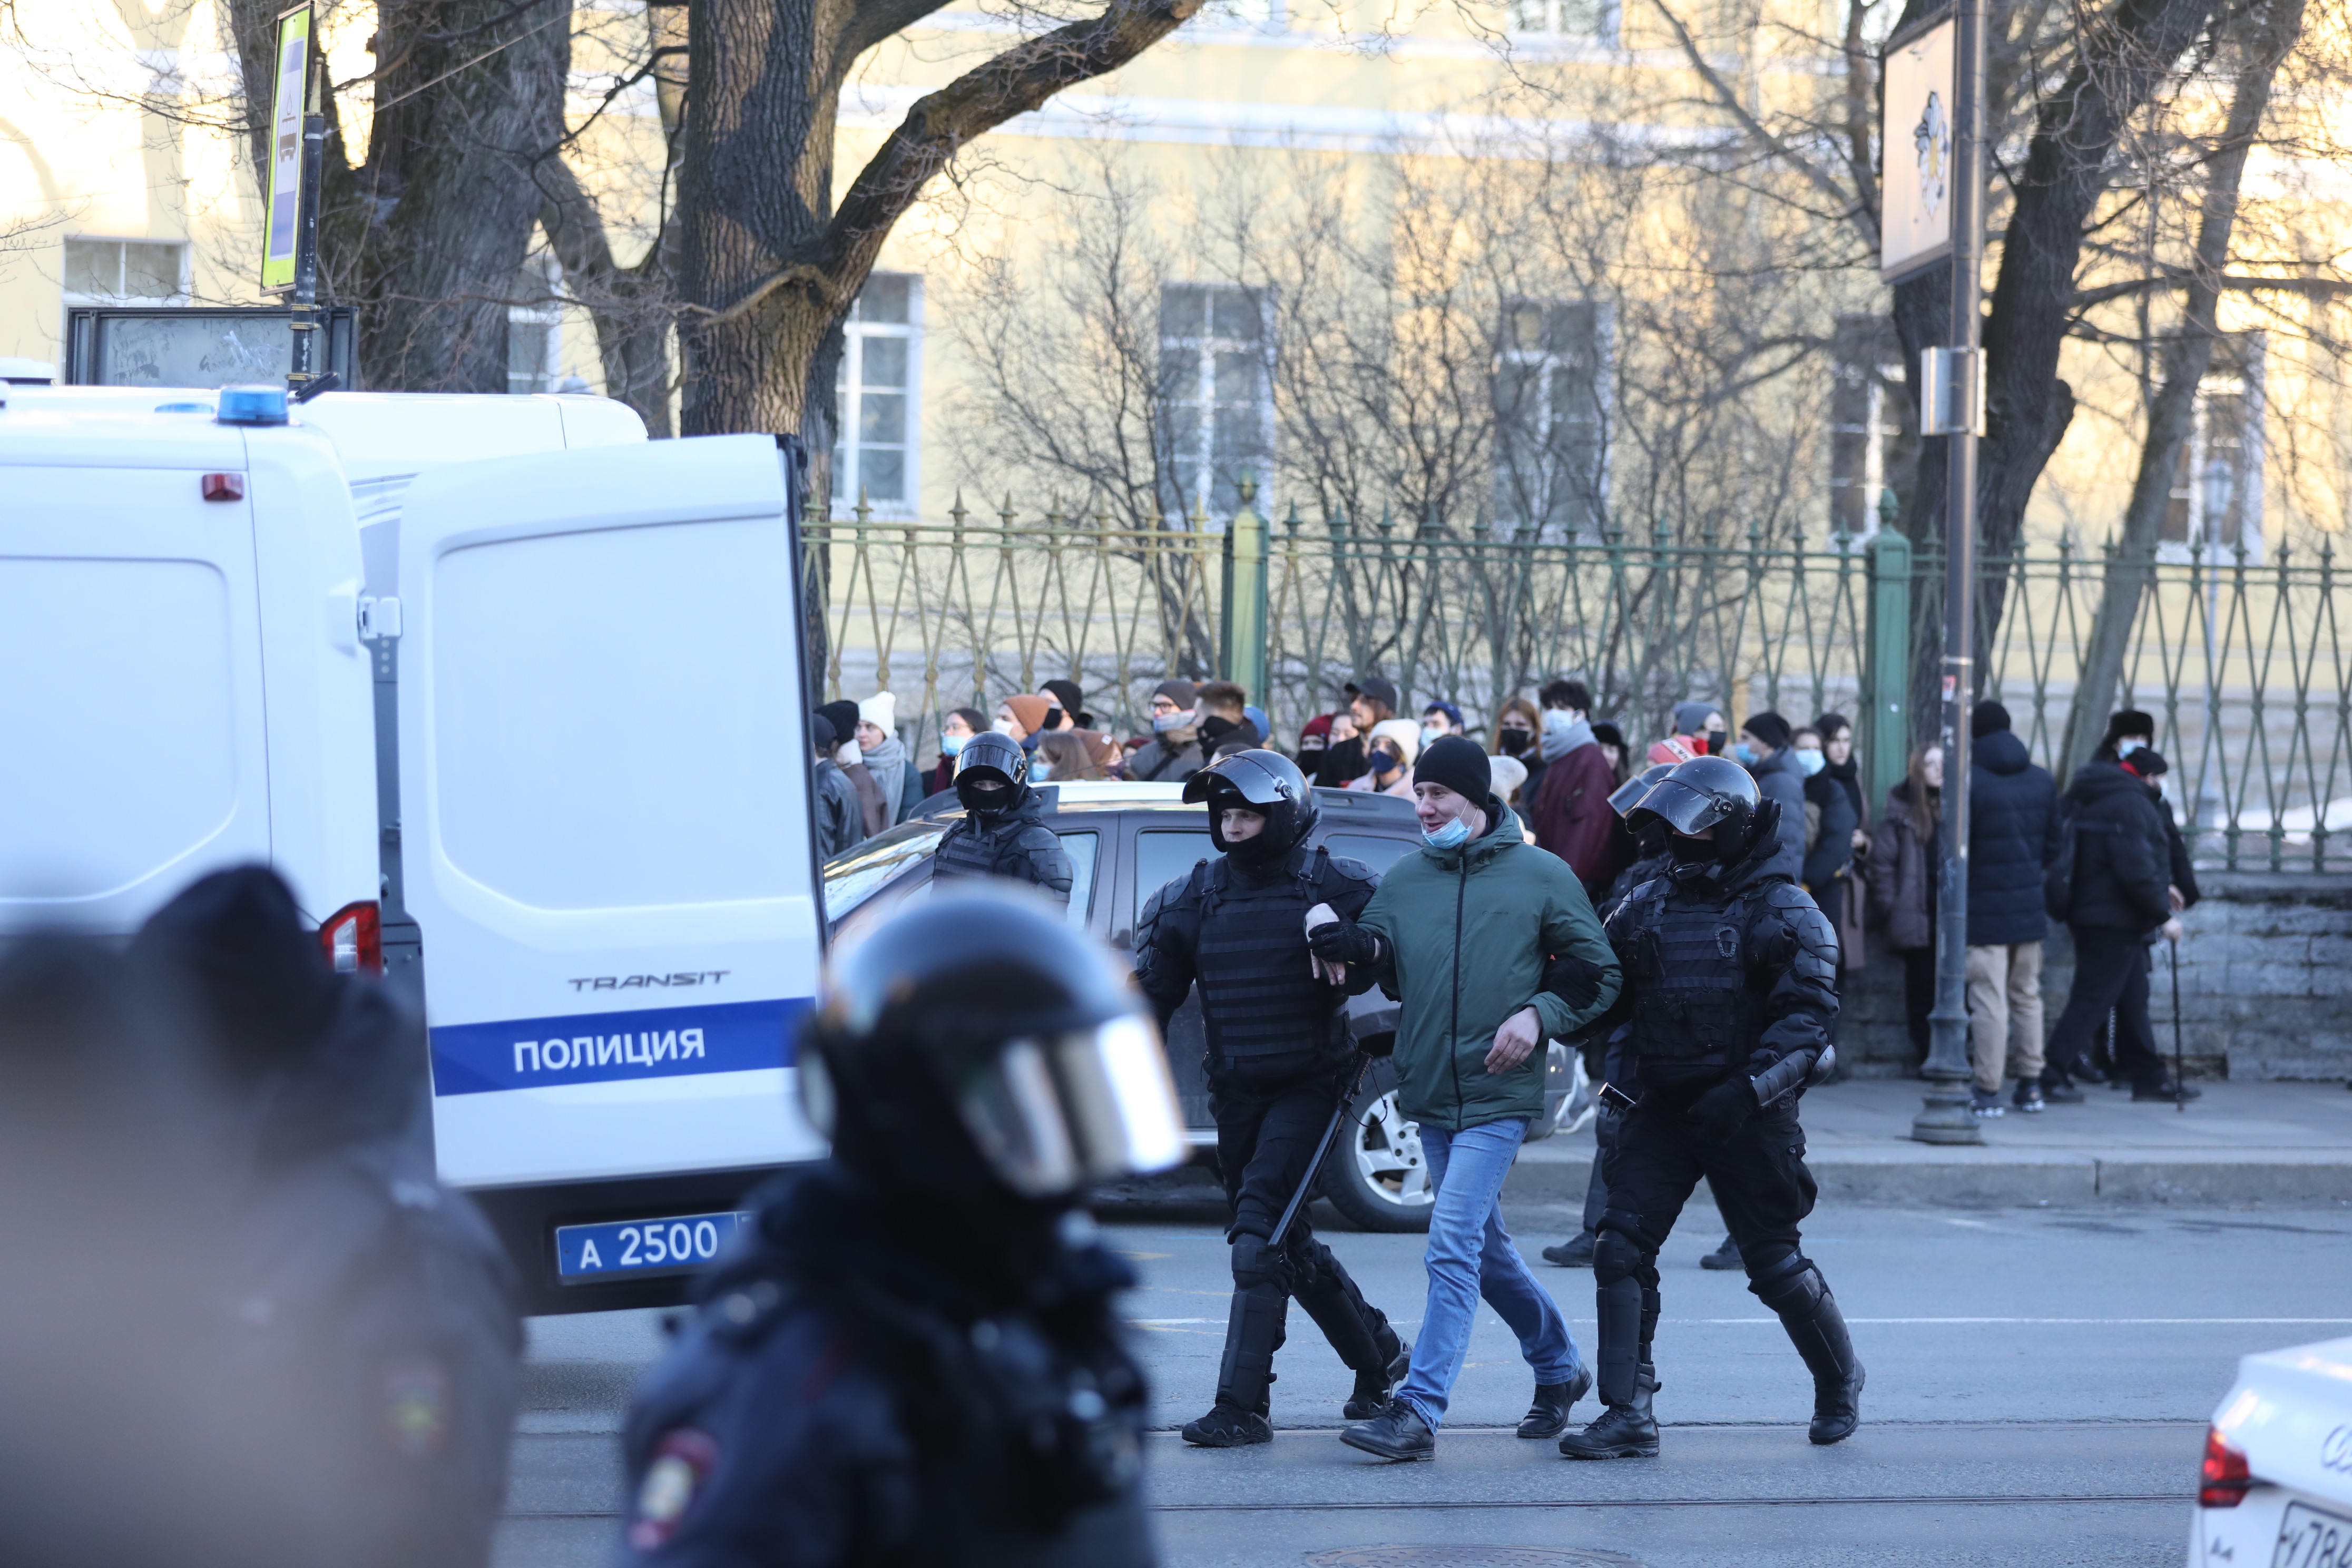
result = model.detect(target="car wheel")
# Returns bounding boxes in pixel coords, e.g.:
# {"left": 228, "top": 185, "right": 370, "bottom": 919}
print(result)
{"left": 1320, "top": 1075, "right": 1434, "bottom": 1233}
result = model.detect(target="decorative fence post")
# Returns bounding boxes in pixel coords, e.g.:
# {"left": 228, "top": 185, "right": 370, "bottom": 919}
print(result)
{"left": 1865, "top": 530, "right": 1914, "bottom": 809}
{"left": 1222, "top": 477, "right": 1270, "bottom": 702}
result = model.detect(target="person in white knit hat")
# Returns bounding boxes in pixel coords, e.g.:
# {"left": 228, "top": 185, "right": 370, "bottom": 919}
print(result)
{"left": 855, "top": 691, "right": 924, "bottom": 828}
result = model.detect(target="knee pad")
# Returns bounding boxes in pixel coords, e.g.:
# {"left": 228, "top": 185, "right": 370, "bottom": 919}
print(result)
{"left": 1230, "top": 1232, "right": 1284, "bottom": 1291}
{"left": 1745, "top": 1248, "right": 1818, "bottom": 1307}
{"left": 1592, "top": 1228, "right": 1649, "bottom": 1289}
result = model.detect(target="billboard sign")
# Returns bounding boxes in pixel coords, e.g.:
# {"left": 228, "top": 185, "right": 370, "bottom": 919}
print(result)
{"left": 1880, "top": 13, "right": 1956, "bottom": 283}
{"left": 260, "top": 5, "right": 311, "bottom": 294}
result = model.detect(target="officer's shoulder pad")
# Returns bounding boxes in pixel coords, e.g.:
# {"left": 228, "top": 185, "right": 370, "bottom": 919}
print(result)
{"left": 1761, "top": 881, "right": 1823, "bottom": 913}
{"left": 1322, "top": 854, "right": 1381, "bottom": 887}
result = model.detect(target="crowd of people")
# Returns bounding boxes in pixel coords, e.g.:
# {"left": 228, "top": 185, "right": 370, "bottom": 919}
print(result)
{"left": 822, "top": 672, "right": 2206, "bottom": 1118}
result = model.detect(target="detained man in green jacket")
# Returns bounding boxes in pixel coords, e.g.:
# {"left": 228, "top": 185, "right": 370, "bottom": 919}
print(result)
{"left": 1307, "top": 734, "right": 1622, "bottom": 1461}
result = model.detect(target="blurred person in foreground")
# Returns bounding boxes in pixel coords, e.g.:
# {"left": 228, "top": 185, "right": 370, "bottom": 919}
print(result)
{"left": 616, "top": 888, "right": 1175, "bottom": 1566}
{"left": 1307, "top": 736, "right": 1621, "bottom": 1461}
{"left": 133, "top": 866, "right": 522, "bottom": 1568}
{"left": 1134, "top": 751, "right": 1408, "bottom": 1446}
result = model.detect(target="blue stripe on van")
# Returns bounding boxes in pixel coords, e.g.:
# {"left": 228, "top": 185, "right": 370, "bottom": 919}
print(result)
{"left": 428, "top": 997, "right": 807, "bottom": 1096}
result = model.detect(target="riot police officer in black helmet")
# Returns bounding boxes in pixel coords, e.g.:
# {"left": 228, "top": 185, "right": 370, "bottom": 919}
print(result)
{"left": 1132, "top": 750, "right": 1409, "bottom": 1447}
{"left": 617, "top": 886, "right": 1183, "bottom": 1566}
{"left": 1558, "top": 754, "right": 1860, "bottom": 1461}
{"left": 933, "top": 729, "right": 1074, "bottom": 902}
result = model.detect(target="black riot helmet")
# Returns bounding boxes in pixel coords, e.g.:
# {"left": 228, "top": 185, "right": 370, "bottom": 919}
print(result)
{"left": 1184, "top": 749, "right": 1318, "bottom": 865}
{"left": 798, "top": 885, "right": 1188, "bottom": 1205}
{"left": 953, "top": 729, "right": 1030, "bottom": 815}
{"left": 1628, "top": 754, "right": 1777, "bottom": 864}
{"left": 1608, "top": 762, "right": 1677, "bottom": 822}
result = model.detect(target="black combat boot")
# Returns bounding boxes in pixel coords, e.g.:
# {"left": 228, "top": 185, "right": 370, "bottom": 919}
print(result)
{"left": 1343, "top": 1334, "right": 1413, "bottom": 1422}
{"left": 1180, "top": 1403, "right": 1272, "bottom": 1447}
{"left": 1557, "top": 1364, "right": 1658, "bottom": 1459}
{"left": 1515, "top": 1365, "right": 1593, "bottom": 1439}
{"left": 1753, "top": 1256, "right": 1865, "bottom": 1445}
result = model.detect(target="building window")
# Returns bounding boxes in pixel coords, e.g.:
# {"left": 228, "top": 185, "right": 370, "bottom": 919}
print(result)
{"left": 1829, "top": 313, "right": 1906, "bottom": 542}
{"left": 2164, "top": 335, "right": 2264, "bottom": 557}
{"left": 1158, "top": 282, "right": 1273, "bottom": 524}
{"left": 1493, "top": 298, "right": 1608, "bottom": 540}
{"left": 1504, "top": 0, "right": 1617, "bottom": 40}
{"left": 62, "top": 237, "right": 187, "bottom": 302}
{"left": 506, "top": 253, "right": 564, "bottom": 395}
{"left": 832, "top": 273, "right": 921, "bottom": 513}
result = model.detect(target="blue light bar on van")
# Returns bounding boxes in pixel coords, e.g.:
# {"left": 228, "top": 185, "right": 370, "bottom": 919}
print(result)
{"left": 215, "top": 385, "right": 289, "bottom": 426}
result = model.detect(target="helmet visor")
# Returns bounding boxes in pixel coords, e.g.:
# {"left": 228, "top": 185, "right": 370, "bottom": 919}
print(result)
{"left": 1627, "top": 777, "right": 1733, "bottom": 838}
{"left": 1607, "top": 773, "right": 1660, "bottom": 820}
{"left": 952, "top": 1016, "right": 1187, "bottom": 1198}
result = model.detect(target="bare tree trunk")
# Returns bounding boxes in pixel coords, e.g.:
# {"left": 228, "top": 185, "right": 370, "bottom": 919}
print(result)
{"left": 2061, "top": 0, "right": 2307, "bottom": 779}
{"left": 539, "top": 157, "right": 680, "bottom": 434}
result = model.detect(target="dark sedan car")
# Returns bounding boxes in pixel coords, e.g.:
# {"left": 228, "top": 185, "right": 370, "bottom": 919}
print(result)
{"left": 820, "top": 780, "right": 1585, "bottom": 1231}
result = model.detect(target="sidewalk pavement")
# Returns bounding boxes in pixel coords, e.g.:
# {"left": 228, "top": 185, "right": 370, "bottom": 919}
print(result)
{"left": 1505, "top": 1077, "right": 2352, "bottom": 1206}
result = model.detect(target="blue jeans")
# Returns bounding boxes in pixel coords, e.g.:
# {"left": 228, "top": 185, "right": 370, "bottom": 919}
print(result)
{"left": 1395, "top": 1118, "right": 1582, "bottom": 1430}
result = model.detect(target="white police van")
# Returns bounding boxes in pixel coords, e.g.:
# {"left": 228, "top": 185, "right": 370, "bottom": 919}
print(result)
{"left": 0, "top": 383, "right": 827, "bottom": 1311}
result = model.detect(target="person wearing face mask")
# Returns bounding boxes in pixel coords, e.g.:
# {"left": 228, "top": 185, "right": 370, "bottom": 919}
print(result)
{"left": 1347, "top": 719, "right": 1422, "bottom": 797}
{"left": 1038, "top": 678, "right": 1089, "bottom": 732}
{"left": 1527, "top": 679, "right": 1631, "bottom": 896}
{"left": 1305, "top": 736, "right": 1621, "bottom": 1462}
{"left": 1556, "top": 756, "right": 1854, "bottom": 1461}
{"left": 1318, "top": 708, "right": 1366, "bottom": 789}
{"left": 1870, "top": 746, "right": 1944, "bottom": 1068}
{"left": 2044, "top": 714, "right": 2198, "bottom": 1102}
{"left": 1420, "top": 701, "right": 1465, "bottom": 753}
{"left": 994, "top": 695, "right": 1053, "bottom": 753}
{"left": 1128, "top": 680, "right": 1207, "bottom": 783}
{"left": 1493, "top": 696, "right": 1543, "bottom": 786}
{"left": 930, "top": 731, "right": 1074, "bottom": 903}
{"left": 810, "top": 716, "right": 865, "bottom": 860}
{"left": 1651, "top": 701, "right": 1727, "bottom": 766}
{"left": 853, "top": 692, "right": 924, "bottom": 832}
{"left": 1196, "top": 681, "right": 1258, "bottom": 760}
{"left": 1730, "top": 712, "right": 1806, "bottom": 885}
{"left": 932, "top": 708, "right": 986, "bottom": 796}
{"left": 821, "top": 700, "right": 887, "bottom": 846}
{"left": 1297, "top": 714, "right": 1334, "bottom": 776}
{"left": 1132, "top": 751, "right": 1409, "bottom": 1447}
{"left": 2098, "top": 710, "right": 2199, "bottom": 920}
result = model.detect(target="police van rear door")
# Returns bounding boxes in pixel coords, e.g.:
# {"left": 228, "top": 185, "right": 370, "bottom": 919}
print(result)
{"left": 394, "top": 434, "right": 824, "bottom": 1197}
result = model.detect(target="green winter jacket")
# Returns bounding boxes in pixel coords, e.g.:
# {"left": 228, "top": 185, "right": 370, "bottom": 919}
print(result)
{"left": 1355, "top": 798, "right": 1622, "bottom": 1132}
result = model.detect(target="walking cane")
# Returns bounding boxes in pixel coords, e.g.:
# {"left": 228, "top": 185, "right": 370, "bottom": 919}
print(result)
{"left": 2169, "top": 937, "right": 2187, "bottom": 1113}
{"left": 1267, "top": 1052, "right": 1374, "bottom": 1252}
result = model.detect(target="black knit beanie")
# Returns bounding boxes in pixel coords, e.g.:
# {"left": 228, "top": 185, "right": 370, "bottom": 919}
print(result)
{"left": 1414, "top": 734, "right": 1493, "bottom": 806}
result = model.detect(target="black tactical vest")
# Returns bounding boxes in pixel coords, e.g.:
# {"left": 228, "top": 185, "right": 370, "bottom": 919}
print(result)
{"left": 1626, "top": 883, "right": 1761, "bottom": 1069}
{"left": 1192, "top": 849, "right": 1346, "bottom": 1067}
{"left": 935, "top": 790, "right": 1040, "bottom": 883}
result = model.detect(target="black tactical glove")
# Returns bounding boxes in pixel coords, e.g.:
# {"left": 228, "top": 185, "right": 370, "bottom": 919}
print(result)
{"left": 1306, "top": 917, "right": 1380, "bottom": 967}
{"left": 1685, "top": 1080, "right": 1757, "bottom": 1143}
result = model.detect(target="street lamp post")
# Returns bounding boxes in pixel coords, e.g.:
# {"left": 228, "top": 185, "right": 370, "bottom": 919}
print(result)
{"left": 1912, "top": 0, "right": 1988, "bottom": 1145}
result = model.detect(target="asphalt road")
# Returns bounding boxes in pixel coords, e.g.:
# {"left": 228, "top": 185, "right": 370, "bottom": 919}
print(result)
{"left": 499, "top": 1197, "right": 2352, "bottom": 1567}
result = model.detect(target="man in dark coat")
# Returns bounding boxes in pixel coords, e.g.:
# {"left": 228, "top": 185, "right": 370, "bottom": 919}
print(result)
{"left": 811, "top": 716, "right": 864, "bottom": 861}
{"left": 133, "top": 867, "right": 523, "bottom": 1568}
{"left": 929, "top": 730, "right": 1074, "bottom": 902}
{"left": 2044, "top": 739, "right": 2191, "bottom": 1100}
{"left": 1733, "top": 711, "right": 1806, "bottom": 884}
{"left": 1964, "top": 702, "right": 2063, "bottom": 1116}
{"left": 1526, "top": 679, "right": 1628, "bottom": 895}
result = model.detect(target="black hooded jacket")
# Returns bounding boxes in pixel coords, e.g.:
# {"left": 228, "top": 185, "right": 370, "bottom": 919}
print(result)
{"left": 1965, "top": 728, "right": 2061, "bottom": 946}
{"left": 932, "top": 787, "right": 1075, "bottom": 903}
{"left": 616, "top": 1164, "right": 1153, "bottom": 1568}
{"left": 2060, "top": 760, "right": 2173, "bottom": 934}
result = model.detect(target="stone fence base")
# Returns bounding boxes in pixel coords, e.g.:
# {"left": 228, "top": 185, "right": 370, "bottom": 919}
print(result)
{"left": 1832, "top": 873, "right": 2352, "bottom": 1082}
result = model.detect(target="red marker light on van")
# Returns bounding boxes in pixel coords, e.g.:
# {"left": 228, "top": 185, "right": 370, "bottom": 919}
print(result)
{"left": 2199, "top": 1427, "right": 2252, "bottom": 1507}
{"left": 320, "top": 900, "right": 383, "bottom": 976}
{"left": 201, "top": 473, "right": 244, "bottom": 502}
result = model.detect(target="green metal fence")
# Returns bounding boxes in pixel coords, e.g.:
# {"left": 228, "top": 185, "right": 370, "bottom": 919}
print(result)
{"left": 809, "top": 498, "right": 2351, "bottom": 873}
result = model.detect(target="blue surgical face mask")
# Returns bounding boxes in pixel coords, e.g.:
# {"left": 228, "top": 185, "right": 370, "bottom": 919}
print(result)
{"left": 1153, "top": 709, "right": 1192, "bottom": 734}
{"left": 940, "top": 732, "right": 967, "bottom": 756}
{"left": 1795, "top": 746, "right": 1826, "bottom": 777}
{"left": 1031, "top": 760, "right": 1052, "bottom": 781}
{"left": 1423, "top": 816, "right": 1472, "bottom": 850}
{"left": 1733, "top": 742, "right": 1760, "bottom": 767}
{"left": 1420, "top": 723, "right": 1449, "bottom": 749}
{"left": 2116, "top": 738, "right": 2146, "bottom": 758}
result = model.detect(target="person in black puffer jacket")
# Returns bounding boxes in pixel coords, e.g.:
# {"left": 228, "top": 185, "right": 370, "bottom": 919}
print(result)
{"left": 2043, "top": 748, "right": 2183, "bottom": 1099}
{"left": 1963, "top": 703, "right": 2062, "bottom": 1116}
{"left": 930, "top": 731, "right": 1074, "bottom": 903}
